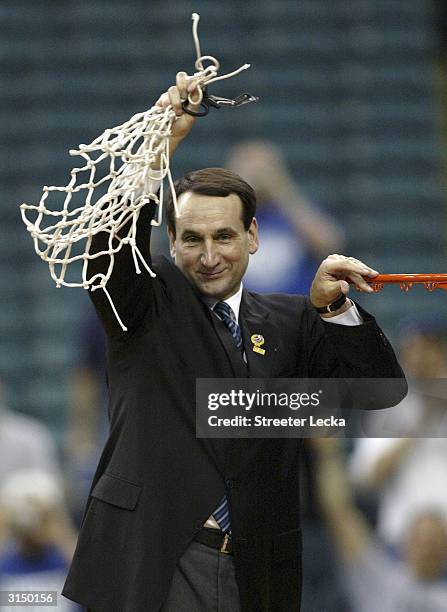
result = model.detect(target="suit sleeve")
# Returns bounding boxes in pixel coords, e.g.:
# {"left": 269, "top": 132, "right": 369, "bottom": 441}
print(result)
{"left": 304, "top": 299, "right": 407, "bottom": 408}
{"left": 86, "top": 199, "right": 158, "bottom": 338}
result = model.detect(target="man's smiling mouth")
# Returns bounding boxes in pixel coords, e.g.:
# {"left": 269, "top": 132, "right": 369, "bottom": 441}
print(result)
{"left": 198, "top": 270, "right": 226, "bottom": 278}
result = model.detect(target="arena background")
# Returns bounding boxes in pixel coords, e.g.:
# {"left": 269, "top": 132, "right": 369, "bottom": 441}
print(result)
{"left": 0, "top": 1, "right": 446, "bottom": 610}
{"left": 1, "top": 0, "right": 445, "bottom": 426}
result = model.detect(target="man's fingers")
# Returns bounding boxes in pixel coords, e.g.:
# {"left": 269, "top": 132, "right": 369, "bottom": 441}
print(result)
{"left": 155, "top": 92, "right": 170, "bottom": 108}
{"left": 156, "top": 73, "right": 203, "bottom": 118}
{"left": 168, "top": 85, "right": 183, "bottom": 116}
{"left": 183, "top": 77, "right": 203, "bottom": 111}
{"left": 346, "top": 272, "right": 374, "bottom": 293}
{"left": 187, "top": 76, "right": 199, "bottom": 93}
{"left": 175, "top": 71, "right": 188, "bottom": 99}
{"left": 324, "top": 255, "right": 378, "bottom": 278}
{"left": 310, "top": 254, "right": 378, "bottom": 307}
{"left": 175, "top": 71, "right": 200, "bottom": 97}
{"left": 346, "top": 256, "right": 378, "bottom": 277}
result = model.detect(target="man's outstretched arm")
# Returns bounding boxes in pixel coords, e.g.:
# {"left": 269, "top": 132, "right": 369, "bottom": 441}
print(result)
{"left": 305, "top": 253, "right": 407, "bottom": 406}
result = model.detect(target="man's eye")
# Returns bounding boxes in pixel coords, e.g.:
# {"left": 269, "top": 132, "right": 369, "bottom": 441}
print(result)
{"left": 185, "top": 236, "right": 199, "bottom": 243}
{"left": 218, "top": 234, "right": 231, "bottom": 241}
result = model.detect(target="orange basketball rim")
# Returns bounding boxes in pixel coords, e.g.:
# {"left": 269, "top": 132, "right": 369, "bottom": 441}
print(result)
{"left": 364, "top": 274, "right": 447, "bottom": 292}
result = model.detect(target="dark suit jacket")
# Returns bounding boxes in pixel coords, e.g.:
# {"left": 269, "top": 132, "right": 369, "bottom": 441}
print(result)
{"left": 62, "top": 203, "right": 406, "bottom": 611}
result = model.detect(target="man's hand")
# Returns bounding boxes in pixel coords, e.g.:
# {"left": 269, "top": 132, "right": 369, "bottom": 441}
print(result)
{"left": 155, "top": 71, "right": 202, "bottom": 157}
{"left": 310, "top": 254, "right": 378, "bottom": 316}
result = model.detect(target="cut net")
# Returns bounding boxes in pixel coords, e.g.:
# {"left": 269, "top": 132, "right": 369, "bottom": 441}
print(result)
{"left": 20, "top": 13, "right": 251, "bottom": 331}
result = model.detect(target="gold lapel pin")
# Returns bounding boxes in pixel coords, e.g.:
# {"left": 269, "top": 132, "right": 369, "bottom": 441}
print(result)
{"left": 251, "top": 334, "right": 266, "bottom": 355}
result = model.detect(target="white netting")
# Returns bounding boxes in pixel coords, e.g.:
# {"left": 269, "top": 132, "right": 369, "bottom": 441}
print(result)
{"left": 20, "top": 13, "right": 251, "bottom": 331}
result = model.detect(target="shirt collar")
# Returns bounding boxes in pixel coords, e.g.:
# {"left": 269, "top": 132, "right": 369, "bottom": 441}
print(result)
{"left": 202, "top": 284, "right": 243, "bottom": 323}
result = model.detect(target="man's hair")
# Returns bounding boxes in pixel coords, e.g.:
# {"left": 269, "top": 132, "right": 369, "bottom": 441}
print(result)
{"left": 165, "top": 167, "right": 256, "bottom": 235}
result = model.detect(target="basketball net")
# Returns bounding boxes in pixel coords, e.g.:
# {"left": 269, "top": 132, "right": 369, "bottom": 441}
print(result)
{"left": 20, "top": 13, "right": 252, "bottom": 331}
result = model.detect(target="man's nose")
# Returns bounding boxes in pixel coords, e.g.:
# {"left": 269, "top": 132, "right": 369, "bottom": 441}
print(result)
{"left": 200, "top": 243, "right": 220, "bottom": 268}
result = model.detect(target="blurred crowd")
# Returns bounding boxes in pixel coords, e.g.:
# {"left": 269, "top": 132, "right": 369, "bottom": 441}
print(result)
{"left": 1, "top": 140, "right": 446, "bottom": 611}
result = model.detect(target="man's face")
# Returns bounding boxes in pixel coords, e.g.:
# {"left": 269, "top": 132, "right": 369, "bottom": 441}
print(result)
{"left": 168, "top": 191, "right": 259, "bottom": 300}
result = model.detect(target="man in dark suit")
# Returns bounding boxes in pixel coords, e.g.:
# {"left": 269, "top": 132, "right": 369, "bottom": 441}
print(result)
{"left": 62, "top": 73, "right": 406, "bottom": 611}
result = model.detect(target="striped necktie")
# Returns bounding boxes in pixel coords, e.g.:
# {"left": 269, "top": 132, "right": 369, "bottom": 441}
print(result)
{"left": 211, "top": 300, "right": 243, "bottom": 533}
{"left": 213, "top": 301, "right": 243, "bottom": 350}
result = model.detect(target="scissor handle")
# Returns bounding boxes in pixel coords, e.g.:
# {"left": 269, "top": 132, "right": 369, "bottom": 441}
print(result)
{"left": 181, "top": 99, "right": 211, "bottom": 117}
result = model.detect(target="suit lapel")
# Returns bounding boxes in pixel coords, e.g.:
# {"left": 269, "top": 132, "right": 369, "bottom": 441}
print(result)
{"left": 239, "top": 289, "right": 279, "bottom": 378}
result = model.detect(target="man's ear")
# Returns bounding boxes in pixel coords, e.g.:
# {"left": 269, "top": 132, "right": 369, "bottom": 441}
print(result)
{"left": 167, "top": 227, "right": 176, "bottom": 259}
{"left": 248, "top": 217, "right": 259, "bottom": 255}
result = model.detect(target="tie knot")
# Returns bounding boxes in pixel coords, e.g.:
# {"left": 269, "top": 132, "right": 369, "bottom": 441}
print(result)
{"left": 213, "top": 301, "right": 234, "bottom": 321}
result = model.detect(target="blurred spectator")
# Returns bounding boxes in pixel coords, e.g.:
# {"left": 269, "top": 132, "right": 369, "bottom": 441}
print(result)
{"left": 398, "top": 320, "right": 447, "bottom": 379}
{"left": 0, "top": 381, "right": 61, "bottom": 485}
{"left": 315, "top": 439, "right": 447, "bottom": 612}
{"left": 0, "top": 380, "right": 64, "bottom": 550}
{"left": 349, "top": 323, "right": 447, "bottom": 546}
{"left": 67, "top": 303, "right": 107, "bottom": 460}
{"left": 225, "top": 139, "right": 345, "bottom": 294}
{"left": 65, "top": 302, "right": 108, "bottom": 523}
{"left": 300, "top": 440, "right": 352, "bottom": 612}
{"left": 0, "top": 470, "right": 77, "bottom": 612}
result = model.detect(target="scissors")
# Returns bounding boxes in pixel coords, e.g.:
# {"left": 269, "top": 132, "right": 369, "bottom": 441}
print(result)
{"left": 182, "top": 88, "right": 259, "bottom": 117}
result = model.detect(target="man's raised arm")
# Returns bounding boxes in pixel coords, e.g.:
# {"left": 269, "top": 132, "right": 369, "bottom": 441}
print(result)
{"left": 86, "top": 72, "right": 201, "bottom": 336}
